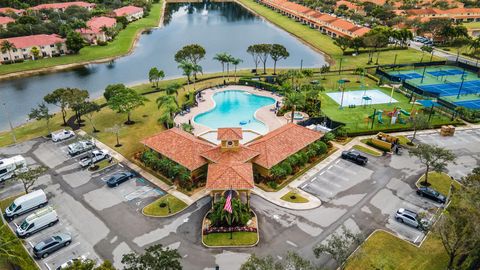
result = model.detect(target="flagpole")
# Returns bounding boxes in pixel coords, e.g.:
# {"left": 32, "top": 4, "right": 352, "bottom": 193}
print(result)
{"left": 229, "top": 186, "right": 233, "bottom": 240}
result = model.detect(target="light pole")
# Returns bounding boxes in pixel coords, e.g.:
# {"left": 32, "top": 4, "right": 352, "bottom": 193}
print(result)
{"left": 2, "top": 102, "right": 16, "bottom": 143}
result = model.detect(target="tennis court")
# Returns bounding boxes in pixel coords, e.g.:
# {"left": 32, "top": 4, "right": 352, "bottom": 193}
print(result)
{"left": 453, "top": 99, "right": 480, "bottom": 109}
{"left": 420, "top": 80, "right": 480, "bottom": 96}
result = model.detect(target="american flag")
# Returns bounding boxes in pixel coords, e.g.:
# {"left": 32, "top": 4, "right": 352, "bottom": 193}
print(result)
{"left": 223, "top": 190, "right": 232, "bottom": 213}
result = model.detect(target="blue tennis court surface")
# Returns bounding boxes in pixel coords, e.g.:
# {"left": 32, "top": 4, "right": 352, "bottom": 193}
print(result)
{"left": 420, "top": 80, "right": 480, "bottom": 96}
{"left": 417, "top": 99, "right": 439, "bottom": 107}
{"left": 392, "top": 73, "right": 423, "bottom": 80}
{"left": 453, "top": 99, "right": 480, "bottom": 109}
{"left": 427, "top": 69, "right": 465, "bottom": 77}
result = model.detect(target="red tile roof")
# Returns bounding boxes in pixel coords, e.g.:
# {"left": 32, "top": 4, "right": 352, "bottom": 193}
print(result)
{"left": 78, "top": 16, "right": 116, "bottom": 34}
{"left": 0, "top": 8, "right": 23, "bottom": 14}
{"left": 206, "top": 162, "right": 254, "bottom": 190}
{"left": 31, "top": 1, "right": 95, "bottom": 10}
{"left": 113, "top": 5, "right": 143, "bottom": 17}
{"left": 201, "top": 145, "right": 259, "bottom": 164}
{"left": 217, "top": 128, "right": 243, "bottom": 141}
{"left": 141, "top": 128, "right": 214, "bottom": 171}
{"left": 0, "top": 34, "right": 65, "bottom": 49}
{"left": 247, "top": 123, "right": 323, "bottom": 169}
{"left": 0, "top": 16, "right": 14, "bottom": 25}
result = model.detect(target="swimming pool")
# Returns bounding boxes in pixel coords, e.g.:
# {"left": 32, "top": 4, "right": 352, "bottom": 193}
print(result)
{"left": 193, "top": 90, "right": 275, "bottom": 134}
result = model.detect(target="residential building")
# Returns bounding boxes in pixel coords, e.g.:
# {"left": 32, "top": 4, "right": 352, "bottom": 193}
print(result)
{"left": 336, "top": 1, "right": 365, "bottom": 15}
{"left": 0, "top": 34, "right": 67, "bottom": 63}
{"left": 77, "top": 16, "right": 117, "bottom": 44}
{"left": 113, "top": 6, "right": 144, "bottom": 22}
{"left": 0, "top": 16, "right": 14, "bottom": 29}
{"left": 406, "top": 7, "right": 480, "bottom": 22}
{"left": 31, "top": 1, "right": 96, "bottom": 12}
{"left": 0, "top": 7, "right": 25, "bottom": 16}
{"left": 258, "top": 0, "right": 370, "bottom": 38}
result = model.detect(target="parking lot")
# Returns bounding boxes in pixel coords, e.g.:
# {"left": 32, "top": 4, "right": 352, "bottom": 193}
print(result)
{"left": 0, "top": 128, "right": 479, "bottom": 270}
{"left": 0, "top": 136, "right": 164, "bottom": 269}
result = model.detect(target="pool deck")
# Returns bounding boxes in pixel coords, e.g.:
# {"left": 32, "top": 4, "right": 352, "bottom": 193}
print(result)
{"left": 174, "top": 85, "right": 287, "bottom": 136}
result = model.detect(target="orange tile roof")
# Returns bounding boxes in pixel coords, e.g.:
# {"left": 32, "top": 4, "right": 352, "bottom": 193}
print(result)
{"left": 141, "top": 128, "right": 214, "bottom": 171}
{"left": 0, "top": 34, "right": 65, "bottom": 49}
{"left": 247, "top": 123, "right": 323, "bottom": 169}
{"left": 206, "top": 162, "right": 254, "bottom": 190}
{"left": 31, "top": 1, "right": 95, "bottom": 10}
{"left": 0, "top": 16, "right": 14, "bottom": 25}
{"left": 113, "top": 5, "right": 143, "bottom": 17}
{"left": 201, "top": 145, "right": 259, "bottom": 164}
{"left": 0, "top": 8, "right": 23, "bottom": 14}
{"left": 352, "top": 27, "right": 370, "bottom": 36}
{"left": 78, "top": 16, "right": 116, "bottom": 34}
{"left": 357, "top": 0, "right": 386, "bottom": 5}
{"left": 336, "top": 1, "right": 360, "bottom": 10}
{"left": 217, "top": 128, "right": 243, "bottom": 141}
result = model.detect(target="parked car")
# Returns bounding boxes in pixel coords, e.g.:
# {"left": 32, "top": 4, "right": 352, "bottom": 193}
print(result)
{"left": 416, "top": 186, "right": 446, "bottom": 204}
{"left": 414, "top": 36, "right": 427, "bottom": 42}
{"left": 51, "top": 130, "right": 75, "bottom": 142}
{"left": 56, "top": 255, "right": 88, "bottom": 269}
{"left": 107, "top": 171, "right": 135, "bottom": 187}
{"left": 67, "top": 140, "right": 94, "bottom": 156}
{"left": 33, "top": 233, "right": 72, "bottom": 259}
{"left": 341, "top": 150, "right": 368, "bottom": 165}
{"left": 395, "top": 208, "right": 430, "bottom": 230}
{"left": 79, "top": 150, "right": 110, "bottom": 168}
{"left": 0, "top": 155, "right": 27, "bottom": 182}
{"left": 4, "top": 189, "right": 48, "bottom": 221}
{"left": 16, "top": 206, "right": 58, "bottom": 238}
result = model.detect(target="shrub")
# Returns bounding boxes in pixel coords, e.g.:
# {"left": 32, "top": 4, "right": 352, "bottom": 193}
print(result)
{"left": 280, "top": 161, "right": 293, "bottom": 175}
{"left": 97, "top": 40, "right": 108, "bottom": 46}
{"left": 268, "top": 181, "right": 278, "bottom": 189}
{"left": 314, "top": 141, "right": 328, "bottom": 155}
{"left": 270, "top": 165, "right": 287, "bottom": 180}
{"left": 159, "top": 202, "right": 167, "bottom": 208}
{"left": 334, "top": 126, "right": 348, "bottom": 138}
{"left": 322, "top": 132, "right": 336, "bottom": 143}
{"left": 296, "top": 152, "right": 309, "bottom": 167}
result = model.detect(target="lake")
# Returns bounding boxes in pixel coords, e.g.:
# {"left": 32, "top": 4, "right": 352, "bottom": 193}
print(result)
{"left": 0, "top": 1, "right": 326, "bottom": 131}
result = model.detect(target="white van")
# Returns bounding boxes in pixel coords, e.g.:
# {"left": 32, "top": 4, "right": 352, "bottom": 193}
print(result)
{"left": 16, "top": 206, "right": 58, "bottom": 238}
{"left": 4, "top": 190, "right": 48, "bottom": 221}
{"left": 0, "top": 155, "right": 27, "bottom": 182}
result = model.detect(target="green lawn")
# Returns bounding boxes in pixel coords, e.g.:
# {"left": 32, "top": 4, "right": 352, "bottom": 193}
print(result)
{"left": 280, "top": 191, "right": 309, "bottom": 203}
{"left": 397, "top": 135, "right": 411, "bottom": 145}
{"left": 463, "top": 21, "right": 480, "bottom": 29}
{"left": 203, "top": 232, "right": 258, "bottom": 246}
{"left": 0, "top": 2, "right": 163, "bottom": 76}
{"left": 142, "top": 194, "right": 188, "bottom": 217}
{"left": 0, "top": 195, "right": 39, "bottom": 270}
{"left": 417, "top": 172, "right": 461, "bottom": 195}
{"left": 353, "top": 144, "right": 382, "bottom": 156}
{"left": 345, "top": 230, "right": 448, "bottom": 270}
{"left": 236, "top": 0, "right": 442, "bottom": 69}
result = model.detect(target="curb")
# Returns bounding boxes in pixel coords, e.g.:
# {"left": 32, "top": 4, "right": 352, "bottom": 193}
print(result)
{"left": 201, "top": 210, "right": 260, "bottom": 248}
{"left": 141, "top": 194, "right": 201, "bottom": 218}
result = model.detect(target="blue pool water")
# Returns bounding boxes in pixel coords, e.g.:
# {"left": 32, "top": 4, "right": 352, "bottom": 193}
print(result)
{"left": 194, "top": 90, "right": 275, "bottom": 134}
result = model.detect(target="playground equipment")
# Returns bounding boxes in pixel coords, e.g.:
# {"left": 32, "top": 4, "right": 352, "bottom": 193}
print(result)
{"left": 440, "top": 125, "right": 455, "bottom": 136}
{"left": 371, "top": 132, "right": 400, "bottom": 152}
{"left": 368, "top": 110, "right": 384, "bottom": 124}
{"left": 386, "top": 107, "right": 411, "bottom": 124}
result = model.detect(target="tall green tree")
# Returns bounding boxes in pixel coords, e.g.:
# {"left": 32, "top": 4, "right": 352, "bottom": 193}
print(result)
{"left": 257, "top": 44, "right": 272, "bottom": 74}
{"left": 148, "top": 67, "right": 165, "bottom": 89}
{"left": 66, "top": 31, "right": 85, "bottom": 53}
{"left": 0, "top": 224, "right": 25, "bottom": 268}
{"left": 333, "top": 36, "right": 351, "bottom": 55}
{"left": 247, "top": 44, "right": 261, "bottom": 74}
{"left": 177, "top": 60, "right": 193, "bottom": 83}
{"left": 80, "top": 101, "right": 101, "bottom": 133}
{"left": 156, "top": 95, "right": 179, "bottom": 129}
{"left": 44, "top": 88, "right": 71, "bottom": 126}
{"left": 269, "top": 44, "right": 289, "bottom": 75}
{"left": 241, "top": 252, "right": 320, "bottom": 270}
{"left": 409, "top": 144, "right": 456, "bottom": 186}
{"left": 313, "top": 226, "right": 363, "bottom": 270}
{"left": 284, "top": 91, "right": 305, "bottom": 123}
{"left": 231, "top": 57, "right": 243, "bottom": 81}
{"left": 0, "top": 40, "right": 16, "bottom": 63}
{"left": 122, "top": 244, "right": 182, "bottom": 270}
{"left": 213, "top": 52, "right": 229, "bottom": 81}
{"left": 13, "top": 165, "right": 48, "bottom": 194}
{"left": 62, "top": 259, "right": 116, "bottom": 270}
{"left": 66, "top": 88, "right": 90, "bottom": 126}
{"left": 174, "top": 44, "right": 205, "bottom": 79}
{"left": 411, "top": 114, "right": 431, "bottom": 141}
{"left": 28, "top": 103, "right": 53, "bottom": 135}
{"left": 107, "top": 86, "right": 148, "bottom": 125}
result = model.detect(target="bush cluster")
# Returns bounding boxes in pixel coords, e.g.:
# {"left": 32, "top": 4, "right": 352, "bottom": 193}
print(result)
{"left": 141, "top": 150, "right": 192, "bottom": 189}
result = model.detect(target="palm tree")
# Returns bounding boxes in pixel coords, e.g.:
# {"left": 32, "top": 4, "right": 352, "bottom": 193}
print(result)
{"left": 178, "top": 60, "right": 193, "bottom": 84}
{"left": 166, "top": 82, "right": 181, "bottom": 96}
{"left": 469, "top": 37, "right": 480, "bottom": 55}
{"left": 0, "top": 224, "right": 25, "bottom": 268}
{"left": 190, "top": 63, "right": 203, "bottom": 90}
{"left": 225, "top": 54, "right": 234, "bottom": 81}
{"left": 1, "top": 40, "right": 16, "bottom": 63}
{"left": 156, "top": 95, "right": 179, "bottom": 129}
{"left": 213, "top": 52, "right": 229, "bottom": 81}
{"left": 231, "top": 57, "right": 243, "bottom": 82}
{"left": 284, "top": 91, "right": 305, "bottom": 123}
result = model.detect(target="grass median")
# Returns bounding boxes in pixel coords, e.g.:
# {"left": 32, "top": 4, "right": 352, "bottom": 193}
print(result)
{"left": 143, "top": 194, "right": 188, "bottom": 217}
{"left": 0, "top": 2, "right": 163, "bottom": 76}
{"left": 352, "top": 144, "right": 382, "bottom": 157}
{"left": 203, "top": 232, "right": 258, "bottom": 247}
{"left": 416, "top": 172, "right": 461, "bottom": 195}
{"left": 280, "top": 191, "right": 309, "bottom": 203}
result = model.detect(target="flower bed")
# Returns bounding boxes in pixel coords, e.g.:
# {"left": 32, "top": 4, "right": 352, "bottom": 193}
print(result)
{"left": 204, "top": 226, "right": 257, "bottom": 235}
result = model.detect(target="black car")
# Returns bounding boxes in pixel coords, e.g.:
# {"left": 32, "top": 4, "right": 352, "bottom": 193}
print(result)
{"left": 416, "top": 186, "right": 446, "bottom": 203}
{"left": 106, "top": 171, "right": 135, "bottom": 187}
{"left": 341, "top": 150, "right": 368, "bottom": 165}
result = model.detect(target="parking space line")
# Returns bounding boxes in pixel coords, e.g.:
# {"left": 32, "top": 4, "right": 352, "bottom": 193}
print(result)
{"left": 125, "top": 187, "right": 153, "bottom": 201}
{"left": 327, "top": 165, "right": 333, "bottom": 170}
{"left": 301, "top": 184, "right": 308, "bottom": 189}
{"left": 319, "top": 171, "right": 325, "bottom": 176}
{"left": 286, "top": 240, "right": 298, "bottom": 247}
{"left": 335, "top": 159, "right": 340, "bottom": 164}
{"left": 310, "top": 177, "right": 317, "bottom": 182}
{"left": 414, "top": 235, "right": 420, "bottom": 243}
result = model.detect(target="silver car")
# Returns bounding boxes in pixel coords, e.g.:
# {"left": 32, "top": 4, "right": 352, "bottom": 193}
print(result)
{"left": 395, "top": 208, "right": 420, "bottom": 228}
{"left": 33, "top": 233, "right": 72, "bottom": 259}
